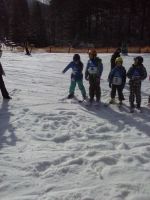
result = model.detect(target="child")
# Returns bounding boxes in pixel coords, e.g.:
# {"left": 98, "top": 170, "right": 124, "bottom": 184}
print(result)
{"left": 127, "top": 56, "right": 147, "bottom": 111}
{"left": 0, "top": 61, "right": 11, "bottom": 99}
{"left": 85, "top": 49, "right": 103, "bottom": 104}
{"left": 62, "top": 54, "right": 86, "bottom": 99}
{"left": 108, "top": 57, "right": 126, "bottom": 105}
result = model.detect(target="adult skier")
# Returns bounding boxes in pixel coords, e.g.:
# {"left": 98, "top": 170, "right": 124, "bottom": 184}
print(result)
{"left": 110, "top": 48, "right": 121, "bottom": 70}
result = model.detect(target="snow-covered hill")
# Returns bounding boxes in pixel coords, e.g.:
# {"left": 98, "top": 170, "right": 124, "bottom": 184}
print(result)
{"left": 0, "top": 52, "right": 150, "bottom": 200}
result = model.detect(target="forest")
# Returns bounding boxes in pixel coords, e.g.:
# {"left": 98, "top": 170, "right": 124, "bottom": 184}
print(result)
{"left": 0, "top": 0, "right": 150, "bottom": 48}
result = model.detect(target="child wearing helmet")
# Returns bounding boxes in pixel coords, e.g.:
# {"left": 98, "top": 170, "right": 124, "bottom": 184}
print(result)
{"left": 85, "top": 49, "right": 103, "bottom": 104}
{"left": 0, "top": 61, "right": 11, "bottom": 99}
{"left": 62, "top": 54, "right": 86, "bottom": 99}
{"left": 127, "top": 56, "right": 147, "bottom": 110}
{"left": 108, "top": 57, "right": 126, "bottom": 105}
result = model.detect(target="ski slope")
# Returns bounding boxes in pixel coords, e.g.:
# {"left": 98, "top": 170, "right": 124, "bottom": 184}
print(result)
{"left": 0, "top": 52, "right": 150, "bottom": 200}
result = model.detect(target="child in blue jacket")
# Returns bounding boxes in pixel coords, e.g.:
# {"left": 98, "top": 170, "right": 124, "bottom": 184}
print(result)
{"left": 108, "top": 57, "right": 126, "bottom": 105}
{"left": 62, "top": 54, "right": 86, "bottom": 99}
{"left": 85, "top": 49, "right": 103, "bottom": 104}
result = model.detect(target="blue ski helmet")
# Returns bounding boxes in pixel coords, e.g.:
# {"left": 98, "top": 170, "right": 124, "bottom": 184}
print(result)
{"left": 73, "top": 54, "right": 80, "bottom": 62}
{"left": 134, "top": 56, "right": 143, "bottom": 65}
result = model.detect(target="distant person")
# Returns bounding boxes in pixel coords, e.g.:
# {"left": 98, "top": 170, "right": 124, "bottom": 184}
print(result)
{"left": 127, "top": 56, "right": 147, "bottom": 112}
{"left": 121, "top": 42, "right": 128, "bottom": 56}
{"left": 62, "top": 54, "right": 86, "bottom": 99}
{"left": 85, "top": 49, "right": 103, "bottom": 105}
{"left": 108, "top": 57, "right": 126, "bottom": 105}
{"left": 110, "top": 48, "right": 121, "bottom": 70}
{"left": 24, "top": 41, "right": 31, "bottom": 56}
{"left": 0, "top": 60, "right": 11, "bottom": 100}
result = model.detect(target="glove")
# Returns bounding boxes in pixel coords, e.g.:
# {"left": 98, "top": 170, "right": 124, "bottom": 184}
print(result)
{"left": 121, "top": 84, "right": 125, "bottom": 89}
{"left": 109, "top": 83, "right": 112, "bottom": 88}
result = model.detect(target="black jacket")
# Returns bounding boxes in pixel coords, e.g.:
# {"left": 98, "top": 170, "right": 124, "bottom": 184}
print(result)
{"left": 0, "top": 62, "right": 5, "bottom": 76}
{"left": 110, "top": 52, "right": 120, "bottom": 69}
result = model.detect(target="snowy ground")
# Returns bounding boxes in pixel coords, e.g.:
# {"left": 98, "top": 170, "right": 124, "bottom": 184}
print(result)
{"left": 0, "top": 51, "right": 150, "bottom": 200}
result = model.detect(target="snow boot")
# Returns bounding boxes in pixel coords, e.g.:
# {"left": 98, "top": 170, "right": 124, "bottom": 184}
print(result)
{"left": 67, "top": 93, "right": 74, "bottom": 99}
{"left": 118, "top": 101, "right": 122, "bottom": 106}
{"left": 109, "top": 98, "right": 115, "bottom": 104}
{"left": 85, "top": 99, "right": 93, "bottom": 106}
{"left": 136, "top": 104, "right": 141, "bottom": 109}
{"left": 94, "top": 101, "right": 100, "bottom": 106}
{"left": 130, "top": 104, "right": 135, "bottom": 113}
{"left": 3, "top": 96, "right": 12, "bottom": 100}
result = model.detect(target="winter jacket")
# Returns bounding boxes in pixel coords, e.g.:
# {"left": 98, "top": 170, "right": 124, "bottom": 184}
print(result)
{"left": 127, "top": 64, "right": 147, "bottom": 84}
{"left": 85, "top": 57, "right": 103, "bottom": 80}
{"left": 63, "top": 61, "right": 83, "bottom": 81}
{"left": 109, "top": 66, "right": 126, "bottom": 88}
{"left": 111, "top": 52, "right": 120, "bottom": 69}
{"left": 0, "top": 62, "right": 5, "bottom": 76}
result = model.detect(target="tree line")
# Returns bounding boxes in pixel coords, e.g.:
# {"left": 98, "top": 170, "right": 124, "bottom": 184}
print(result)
{"left": 0, "top": 0, "right": 150, "bottom": 48}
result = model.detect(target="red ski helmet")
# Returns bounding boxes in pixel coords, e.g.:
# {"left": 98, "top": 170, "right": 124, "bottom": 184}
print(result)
{"left": 88, "top": 49, "right": 97, "bottom": 57}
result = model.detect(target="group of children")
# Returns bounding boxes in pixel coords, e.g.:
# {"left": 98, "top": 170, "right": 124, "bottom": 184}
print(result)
{"left": 62, "top": 49, "right": 148, "bottom": 110}
{"left": 108, "top": 55, "right": 147, "bottom": 111}
{"left": 0, "top": 48, "right": 148, "bottom": 111}
{"left": 62, "top": 49, "right": 103, "bottom": 106}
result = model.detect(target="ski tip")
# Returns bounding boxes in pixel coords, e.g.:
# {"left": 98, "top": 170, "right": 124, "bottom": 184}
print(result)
{"left": 129, "top": 110, "right": 134, "bottom": 113}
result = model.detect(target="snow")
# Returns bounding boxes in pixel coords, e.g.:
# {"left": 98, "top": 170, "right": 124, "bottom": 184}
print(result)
{"left": 0, "top": 51, "right": 150, "bottom": 200}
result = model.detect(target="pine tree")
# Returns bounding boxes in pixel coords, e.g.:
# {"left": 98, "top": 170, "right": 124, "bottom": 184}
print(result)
{"left": 0, "top": 0, "right": 8, "bottom": 40}
{"left": 9, "top": 0, "right": 30, "bottom": 43}
{"left": 29, "top": 1, "right": 48, "bottom": 46}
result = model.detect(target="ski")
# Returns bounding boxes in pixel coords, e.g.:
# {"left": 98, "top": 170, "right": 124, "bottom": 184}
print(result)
{"left": 93, "top": 102, "right": 100, "bottom": 107}
{"left": 129, "top": 108, "right": 134, "bottom": 113}
{"left": 135, "top": 108, "right": 143, "bottom": 113}
{"left": 147, "top": 103, "right": 150, "bottom": 108}
{"left": 104, "top": 100, "right": 117, "bottom": 107}
{"left": 78, "top": 99, "right": 87, "bottom": 103}
{"left": 129, "top": 107, "right": 143, "bottom": 113}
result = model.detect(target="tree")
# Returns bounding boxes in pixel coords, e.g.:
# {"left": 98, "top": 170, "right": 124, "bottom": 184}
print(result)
{"left": 9, "top": 0, "right": 30, "bottom": 43}
{"left": 0, "top": 0, "right": 8, "bottom": 40}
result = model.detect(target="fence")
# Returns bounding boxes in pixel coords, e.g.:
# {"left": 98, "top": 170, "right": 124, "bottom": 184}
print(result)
{"left": 47, "top": 46, "right": 150, "bottom": 54}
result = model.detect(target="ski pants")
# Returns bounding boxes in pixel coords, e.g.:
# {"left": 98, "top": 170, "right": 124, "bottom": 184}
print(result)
{"left": 69, "top": 79, "right": 86, "bottom": 97}
{"left": 111, "top": 85, "right": 124, "bottom": 101}
{"left": 129, "top": 82, "right": 141, "bottom": 107}
{"left": 0, "top": 75, "right": 9, "bottom": 98}
{"left": 89, "top": 76, "right": 101, "bottom": 102}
